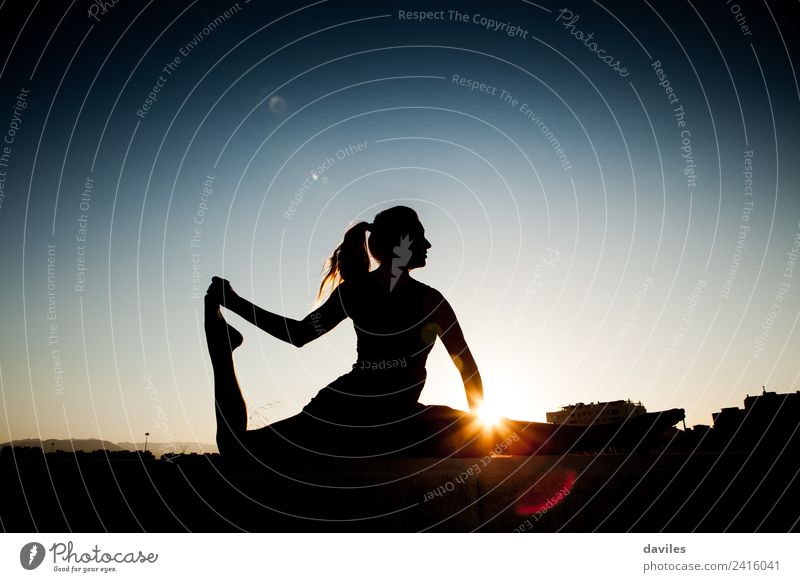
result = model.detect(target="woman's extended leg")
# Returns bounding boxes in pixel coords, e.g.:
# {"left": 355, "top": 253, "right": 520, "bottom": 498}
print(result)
{"left": 500, "top": 408, "right": 685, "bottom": 455}
{"left": 407, "top": 407, "right": 615, "bottom": 457}
{"left": 204, "top": 295, "right": 246, "bottom": 455}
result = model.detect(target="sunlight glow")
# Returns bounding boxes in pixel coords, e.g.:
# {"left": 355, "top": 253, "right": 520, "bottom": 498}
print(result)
{"left": 475, "top": 402, "right": 504, "bottom": 429}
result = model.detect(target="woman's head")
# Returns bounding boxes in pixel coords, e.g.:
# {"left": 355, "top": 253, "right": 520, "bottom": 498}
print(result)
{"left": 367, "top": 206, "right": 430, "bottom": 267}
{"left": 317, "top": 205, "right": 431, "bottom": 299}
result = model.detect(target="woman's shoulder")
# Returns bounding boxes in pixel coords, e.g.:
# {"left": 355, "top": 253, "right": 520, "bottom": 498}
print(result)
{"left": 333, "top": 273, "right": 377, "bottom": 303}
{"left": 337, "top": 273, "right": 446, "bottom": 304}
{"left": 410, "top": 278, "right": 448, "bottom": 305}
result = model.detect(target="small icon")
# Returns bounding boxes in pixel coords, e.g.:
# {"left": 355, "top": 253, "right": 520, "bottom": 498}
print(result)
{"left": 20, "top": 542, "right": 46, "bottom": 570}
{"left": 390, "top": 235, "right": 413, "bottom": 291}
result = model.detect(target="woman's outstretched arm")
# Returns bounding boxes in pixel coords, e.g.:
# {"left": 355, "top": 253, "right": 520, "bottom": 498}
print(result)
{"left": 209, "top": 277, "right": 347, "bottom": 347}
{"left": 432, "top": 296, "right": 484, "bottom": 412}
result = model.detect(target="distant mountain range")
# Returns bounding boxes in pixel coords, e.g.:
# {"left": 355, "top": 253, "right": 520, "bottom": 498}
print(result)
{"left": 1, "top": 438, "right": 217, "bottom": 455}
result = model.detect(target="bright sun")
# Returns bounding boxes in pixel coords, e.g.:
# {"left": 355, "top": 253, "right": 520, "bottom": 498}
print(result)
{"left": 475, "top": 403, "right": 504, "bottom": 428}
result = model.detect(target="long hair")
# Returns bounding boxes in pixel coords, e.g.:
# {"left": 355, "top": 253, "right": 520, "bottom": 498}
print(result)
{"left": 317, "top": 206, "right": 420, "bottom": 301}
{"left": 317, "top": 221, "right": 371, "bottom": 302}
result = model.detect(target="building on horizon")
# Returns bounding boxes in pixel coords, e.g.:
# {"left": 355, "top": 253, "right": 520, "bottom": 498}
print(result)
{"left": 710, "top": 387, "right": 800, "bottom": 452}
{"left": 546, "top": 399, "right": 646, "bottom": 426}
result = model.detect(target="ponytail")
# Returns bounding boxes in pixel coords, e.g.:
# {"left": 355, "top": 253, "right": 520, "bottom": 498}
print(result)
{"left": 317, "top": 221, "right": 371, "bottom": 301}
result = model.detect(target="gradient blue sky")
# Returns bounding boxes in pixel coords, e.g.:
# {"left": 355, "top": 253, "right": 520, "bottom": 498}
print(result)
{"left": 1, "top": 0, "right": 798, "bottom": 448}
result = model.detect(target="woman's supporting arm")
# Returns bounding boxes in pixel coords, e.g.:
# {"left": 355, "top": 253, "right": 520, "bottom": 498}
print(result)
{"left": 210, "top": 277, "right": 347, "bottom": 347}
{"left": 433, "top": 296, "right": 484, "bottom": 412}
{"left": 454, "top": 346, "right": 484, "bottom": 413}
{"left": 226, "top": 293, "right": 305, "bottom": 346}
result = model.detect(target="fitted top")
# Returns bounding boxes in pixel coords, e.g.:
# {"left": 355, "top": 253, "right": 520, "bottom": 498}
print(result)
{"left": 350, "top": 276, "right": 441, "bottom": 371}
{"left": 303, "top": 273, "right": 454, "bottom": 420}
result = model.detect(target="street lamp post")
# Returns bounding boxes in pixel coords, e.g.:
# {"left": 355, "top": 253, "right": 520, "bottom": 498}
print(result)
{"left": 144, "top": 432, "right": 150, "bottom": 454}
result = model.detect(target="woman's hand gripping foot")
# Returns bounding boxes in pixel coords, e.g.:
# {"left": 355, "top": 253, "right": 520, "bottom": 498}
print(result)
{"left": 205, "top": 278, "right": 243, "bottom": 351}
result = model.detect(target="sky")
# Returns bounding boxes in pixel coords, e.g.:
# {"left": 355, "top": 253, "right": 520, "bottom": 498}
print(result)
{"left": 0, "top": 0, "right": 798, "bottom": 448}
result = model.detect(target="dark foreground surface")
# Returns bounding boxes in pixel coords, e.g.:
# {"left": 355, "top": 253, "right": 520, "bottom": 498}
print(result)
{"left": 2, "top": 451, "right": 797, "bottom": 532}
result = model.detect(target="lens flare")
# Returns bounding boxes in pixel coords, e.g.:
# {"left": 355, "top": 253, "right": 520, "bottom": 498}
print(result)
{"left": 475, "top": 403, "right": 504, "bottom": 428}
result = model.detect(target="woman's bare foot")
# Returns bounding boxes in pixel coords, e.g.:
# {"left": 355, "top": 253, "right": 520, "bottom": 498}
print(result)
{"left": 205, "top": 294, "right": 243, "bottom": 351}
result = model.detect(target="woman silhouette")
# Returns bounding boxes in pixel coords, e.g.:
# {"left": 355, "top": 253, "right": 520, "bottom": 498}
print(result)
{"left": 204, "top": 205, "right": 682, "bottom": 460}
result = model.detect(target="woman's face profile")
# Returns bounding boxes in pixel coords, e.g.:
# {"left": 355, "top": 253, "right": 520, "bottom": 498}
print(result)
{"left": 405, "top": 220, "right": 432, "bottom": 270}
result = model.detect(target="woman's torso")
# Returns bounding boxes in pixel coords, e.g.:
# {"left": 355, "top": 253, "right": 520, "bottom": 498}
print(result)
{"left": 305, "top": 273, "right": 444, "bottom": 420}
